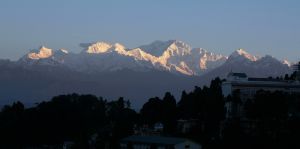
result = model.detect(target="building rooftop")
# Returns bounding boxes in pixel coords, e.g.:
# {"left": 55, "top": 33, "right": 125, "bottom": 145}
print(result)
{"left": 228, "top": 81, "right": 300, "bottom": 88}
{"left": 228, "top": 72, "right": 248, "bottom": 78}
{"left": 248, "top": 78, "right": 287, "bottom": 82}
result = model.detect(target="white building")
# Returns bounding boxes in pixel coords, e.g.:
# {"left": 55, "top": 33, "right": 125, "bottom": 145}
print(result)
{"left": 222, "top": 72, "right": 300, "bottom": 119}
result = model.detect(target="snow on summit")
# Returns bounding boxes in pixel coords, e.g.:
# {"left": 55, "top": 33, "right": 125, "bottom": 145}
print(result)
{"left": 138, "top": 40, "right": 175, "bottom": 57}
{"left": 83, "top": 42, "right": 127, "bottom": 54}
{"left": 59, "top": 49, "right": 69, "bottom": 54}
{"left": 27, "top": 46, "right": 53, "bottom": 60}
{"left": 229, "top": 49, "right": 258, "bottom": 61}
{"left": 18, "top": 40, "right": 291, "bottom": 76}
{"left": 85, "top": 42, "right": 113, "bottom": 54}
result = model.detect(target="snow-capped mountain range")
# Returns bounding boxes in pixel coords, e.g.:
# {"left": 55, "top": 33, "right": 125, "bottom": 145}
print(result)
{"left": 18, "top": 40, "right": 291, "bottom": 76}
{"left": 0, "top": 40, "right": 293, "bottom": 108}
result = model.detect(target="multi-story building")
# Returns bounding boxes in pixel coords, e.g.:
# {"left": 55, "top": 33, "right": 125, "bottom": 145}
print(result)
{"left": 222, "top": 72, "right": 300, "bottom": 119}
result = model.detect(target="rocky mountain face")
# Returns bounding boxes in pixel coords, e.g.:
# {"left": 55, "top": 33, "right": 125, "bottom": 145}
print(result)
{"left": 18, "top": 40, "right": 228, "bottom": 76}
{"left": 199, "top": 49, "right": 292, "bottom": 84}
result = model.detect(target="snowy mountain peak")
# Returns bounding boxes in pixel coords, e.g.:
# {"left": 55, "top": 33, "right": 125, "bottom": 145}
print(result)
{"left": 114, "top": 43, "right": 125, "bottom": 50}
{"left": 16, "top": 40, "right": 292, "bottom": 77}
{"left": 85, "top": 42, "right": 113, "bottom": 54}
{"left": 59, "top": 49, "right": 69, "bottom": 54}
{"left": 138, "top": 40, "right": 191, "bottom": 55}
{"left": 236, "top": 48, "right": 247, "bottom": 55}
{"left": 113, "top": 43, "right": 127, "bottom": 53}
{"left": 83, "top": 42, "right": 127, "bottom": 54}
{"left": 27, "top": 46, "right": 53, "bottom": 60}
{"left": 171, "top": 40, "right": 190, "bottom": 48}
{"left": 127, "top": 48, "right": 157, "bottom": 61}
{"left": 166, "top": 40, "right": 192, "bottom": 56}
{"left": 230, "top": 49, "right": 257, "bottom": 61}
{"left": 282, "top": 59, "right": 291, "bottom": 67}
{"left": 138, "top": 40, "right": 175, "bottom": 57}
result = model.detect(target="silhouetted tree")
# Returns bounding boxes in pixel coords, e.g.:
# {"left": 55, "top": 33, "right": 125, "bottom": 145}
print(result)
{"left": 162, "top": 92, "right": 177, "bottom": 134}
{"left": 140, "top": 97, "right": 163, "bottom": 125}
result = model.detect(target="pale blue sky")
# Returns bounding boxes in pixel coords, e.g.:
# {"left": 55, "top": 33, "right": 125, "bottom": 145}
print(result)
{"left": 0, "top": 0, "right": 299, "bottom": 61}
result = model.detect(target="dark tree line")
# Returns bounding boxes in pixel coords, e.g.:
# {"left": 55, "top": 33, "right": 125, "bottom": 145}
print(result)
{"left": 0, "top": 78, "right": 226, "bottom": 148}
{"left": 221, "top": 90, "right": 300, "bottom": 149}
{"left": 0, "top": 76, "right": 300, "bottom": 149}
{"left": 139, "top": 75, "right": 300, "bottom": 149}
{"left": 140, "top": 78, "right": 225, "bottom": 147}
{"left": 0, "top": 94, "right": 138, "bottom": 148}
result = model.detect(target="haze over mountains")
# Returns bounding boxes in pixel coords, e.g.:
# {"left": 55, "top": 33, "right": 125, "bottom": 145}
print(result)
{"left": 0, "top": 40, "right": 293, "bottom": 108}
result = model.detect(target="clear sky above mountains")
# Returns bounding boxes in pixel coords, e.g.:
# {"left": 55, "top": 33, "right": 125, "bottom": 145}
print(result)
{"left": 0, "top": 0, "right": 299, "bottom": 61}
